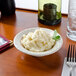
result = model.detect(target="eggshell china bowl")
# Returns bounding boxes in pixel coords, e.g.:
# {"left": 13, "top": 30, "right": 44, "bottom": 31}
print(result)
{"left": 14, "top": 27, "right": 63, "bottom": 57}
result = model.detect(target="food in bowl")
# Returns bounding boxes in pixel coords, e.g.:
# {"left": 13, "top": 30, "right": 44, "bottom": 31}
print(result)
{"left": 21, "top": 29, "right": 60, "bottom": 52}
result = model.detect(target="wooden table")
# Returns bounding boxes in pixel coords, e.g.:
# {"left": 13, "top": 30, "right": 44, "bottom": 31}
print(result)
{"left": 0, "top": 9, "right": 76, "bottom": 76}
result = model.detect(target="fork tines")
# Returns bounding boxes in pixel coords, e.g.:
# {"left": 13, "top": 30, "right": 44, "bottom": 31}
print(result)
{"left": 67, "top": 45, "right": 76, "bottom": 62}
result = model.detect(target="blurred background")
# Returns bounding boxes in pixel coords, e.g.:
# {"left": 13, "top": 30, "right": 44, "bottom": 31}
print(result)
{"left": 15, "top": 0, "right": 69, "bottom": 14}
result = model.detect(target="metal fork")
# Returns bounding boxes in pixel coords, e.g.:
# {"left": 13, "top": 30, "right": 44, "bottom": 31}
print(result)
{"left": 66, "top": 45, "right": 76, "bottom": 76}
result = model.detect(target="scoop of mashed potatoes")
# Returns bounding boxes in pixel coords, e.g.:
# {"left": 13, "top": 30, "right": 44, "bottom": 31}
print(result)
{"left": 21, "top": 29, "right": 55, "bottom": 52}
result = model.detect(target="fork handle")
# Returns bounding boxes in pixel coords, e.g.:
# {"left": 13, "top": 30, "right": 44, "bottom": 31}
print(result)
{"left": 70, "top": 70, "right": 72, "bottom": 76}
{"left": 70, "top": 68, "right": 72, "bottom": 76}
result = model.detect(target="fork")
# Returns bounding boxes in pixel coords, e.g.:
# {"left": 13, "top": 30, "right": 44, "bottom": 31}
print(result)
{"left": 66, "top": 45, "right": 76, "bottom": 76}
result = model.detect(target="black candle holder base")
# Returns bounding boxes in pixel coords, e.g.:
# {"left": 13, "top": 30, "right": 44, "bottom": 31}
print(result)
{"left": 38, "top": 18, "right": 61, "bottom": 25}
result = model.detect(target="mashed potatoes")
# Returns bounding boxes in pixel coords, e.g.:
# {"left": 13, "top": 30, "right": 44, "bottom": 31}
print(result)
{"left": 21, "top": 29, "right": 55, "bottom": 52}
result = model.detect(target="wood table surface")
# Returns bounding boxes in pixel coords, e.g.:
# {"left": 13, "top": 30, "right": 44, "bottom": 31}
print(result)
{"left": 0, "top": 9, "right": 76, "bottom": 76}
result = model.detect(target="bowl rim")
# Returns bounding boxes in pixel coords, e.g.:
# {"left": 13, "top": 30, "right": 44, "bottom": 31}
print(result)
{"left": 14, "top": 27, "right": 63, "bottom": 57}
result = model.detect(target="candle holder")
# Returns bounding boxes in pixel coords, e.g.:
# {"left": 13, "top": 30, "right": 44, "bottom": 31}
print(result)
{"left": 38, "top": 0, "right": 62, "bottom": 25}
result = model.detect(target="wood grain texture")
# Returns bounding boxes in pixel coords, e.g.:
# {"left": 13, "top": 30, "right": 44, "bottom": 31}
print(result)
{"left": 0, "top": 9, "right": 76, "bottom": 76}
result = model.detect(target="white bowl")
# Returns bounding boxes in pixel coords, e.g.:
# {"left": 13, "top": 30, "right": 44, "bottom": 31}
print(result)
{"left": 14, "top": 27, "right": 63, "bottom": 57}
